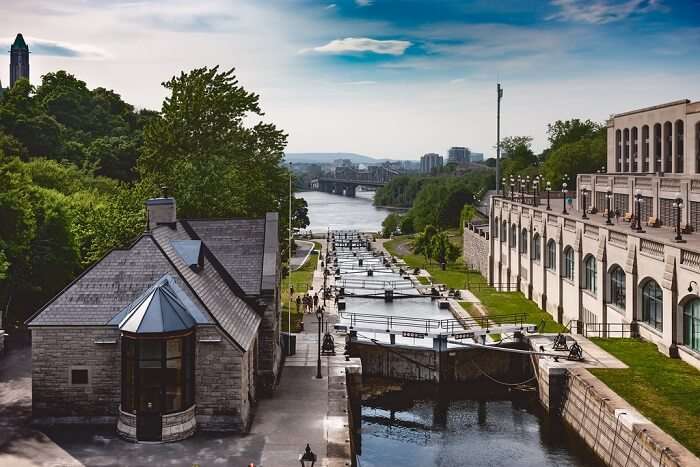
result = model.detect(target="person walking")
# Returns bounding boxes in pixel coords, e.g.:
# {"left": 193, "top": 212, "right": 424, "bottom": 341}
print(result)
{"left": 295, "top": 295, "right": 301, "bottom": 314}
{"left": 313, "top": 293, "right": 319, "bottom": 312}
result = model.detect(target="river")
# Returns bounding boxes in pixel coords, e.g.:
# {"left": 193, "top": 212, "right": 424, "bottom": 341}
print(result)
{"left": 299, "top": 190, "right": 399, "bottom": 232}
{"left": 315, "top": 196, "right": 598, "bottom": 467}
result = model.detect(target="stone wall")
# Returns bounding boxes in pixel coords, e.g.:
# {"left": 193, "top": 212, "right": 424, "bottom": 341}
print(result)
{"left": 537, "top": 359, "right": 700, "bottom": 467}
{"left": 463, "top": 224, "right": 490, "bottom": 279}
{"left": 257, "top": 288, "right": 282, "bottom": 396}
{"left": 195, "top": 326, "right": 250, "bottom": 431}
{"left": 32, "top": 327, "right": 121, "bottom": 423}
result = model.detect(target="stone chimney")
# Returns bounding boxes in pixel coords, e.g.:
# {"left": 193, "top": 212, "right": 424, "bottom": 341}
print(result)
{"left": 146, "top": 187, "right": 176, "bottom": 230}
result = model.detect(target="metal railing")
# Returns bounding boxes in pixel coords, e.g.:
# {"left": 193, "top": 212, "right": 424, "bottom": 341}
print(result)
{"left": 582, "top": 322, "right": 639, "bottom": 338}
{"left": 338, "top": 311, "right": 530, "bottom": 335}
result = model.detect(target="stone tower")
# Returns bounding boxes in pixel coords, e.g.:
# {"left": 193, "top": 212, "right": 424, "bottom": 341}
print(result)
{"left": 10, "top": 33, "right": 29, "bottom": 87}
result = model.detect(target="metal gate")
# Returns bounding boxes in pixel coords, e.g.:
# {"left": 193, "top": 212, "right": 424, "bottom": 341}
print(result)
{"left": 613, "top": 193, "right": 629, "bottom": 214}
{"left": 639, "top": 196, "right": 652, "bottom": 223}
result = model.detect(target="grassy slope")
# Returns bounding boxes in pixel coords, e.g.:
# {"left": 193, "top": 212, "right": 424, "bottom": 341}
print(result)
{"left": 589, "top": 339, "right": 700, "bottom": 456}
{"left": 281, "top": 241, "right": 321, "bottom": 332}
{"left": 385, "top": 235, "right": 563, "bottom": 333}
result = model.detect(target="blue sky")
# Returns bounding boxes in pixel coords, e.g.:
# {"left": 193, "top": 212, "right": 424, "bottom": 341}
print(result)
{"left": 2, "top": 0, "right": 700, "bottom": 159}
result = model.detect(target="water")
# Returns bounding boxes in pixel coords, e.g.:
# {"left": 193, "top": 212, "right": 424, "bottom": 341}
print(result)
{"left": 358, "top": 380, "right": 603, "bottom": 467}
{"left": 299, "top": 190, "right": 400, "bottom": 232}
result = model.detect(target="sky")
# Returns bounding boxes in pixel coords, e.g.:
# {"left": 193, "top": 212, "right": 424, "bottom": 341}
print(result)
{"left": 1, "top": 0, "right": 700, "bottom": 160}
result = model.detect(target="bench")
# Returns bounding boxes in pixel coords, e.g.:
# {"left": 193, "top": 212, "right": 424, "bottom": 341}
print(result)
{"left": 623, "top": 212, "right": 633, "bottom": 222}
{"left": 647, "top": 217, "right": 659, "bottom": 227}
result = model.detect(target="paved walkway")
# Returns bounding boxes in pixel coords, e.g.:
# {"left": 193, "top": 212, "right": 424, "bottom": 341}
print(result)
{"left": 290, "top": 240, "right": 315, "bottom": 271}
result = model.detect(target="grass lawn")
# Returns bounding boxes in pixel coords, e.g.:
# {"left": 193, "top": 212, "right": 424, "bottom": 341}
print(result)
{"left": 589, "top": 339, "right": 700, "bottom": 456}
{"left": 281, "top": 241, "right": 321, "bottom": 332}
{"left": 385, "top": 235, "right": 563, "bottom": 332}
{"left": 417, "top": 276, "right": 430, "bottom": 285}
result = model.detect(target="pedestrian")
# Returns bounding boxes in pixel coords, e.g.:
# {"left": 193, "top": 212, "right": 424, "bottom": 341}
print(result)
{"left": 295, "top": 295, "right": 301, "bottom": 313}
{"left": 313, "top": 293, "right": 319, "bottom": 311}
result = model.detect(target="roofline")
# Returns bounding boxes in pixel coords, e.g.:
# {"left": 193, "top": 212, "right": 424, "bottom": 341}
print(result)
{"left": 612, "top": 99, "right": 691, "bottom": 119}
{"left": 180, "top": 216, "right": 267, "bottom": 222}
{"left": 150, "top": 226, "right": 249, "bottom": 353}
{"left": 25, "top": 232, "right": 152, "bottom": 327}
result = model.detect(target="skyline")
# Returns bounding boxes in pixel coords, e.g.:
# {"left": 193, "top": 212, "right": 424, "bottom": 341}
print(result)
{"left": 1, "top": 0, "right": 700, "bottom": 160}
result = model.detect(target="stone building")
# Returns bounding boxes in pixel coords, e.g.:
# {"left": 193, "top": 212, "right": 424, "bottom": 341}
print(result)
{"left": 26, "top": 196, "right": 282, "bottom": 442}
{"left": 10, "top": 33, "right": 30, "bottom": 87}
{"left": 474, "top": 99, "right": 700, "bottom": 371}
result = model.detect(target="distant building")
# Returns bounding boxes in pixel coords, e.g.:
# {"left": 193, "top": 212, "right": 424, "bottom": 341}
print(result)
{"left": 420, "top": 153, "right": 443, "bottom": 173}
{"left": 10, "top": 33, "right": 29, "bottom": 87}
{"left": 447, "top": 147, "right": 470, "bottom": 164}
{"left": 469, "top": 152, "right": 484, "bottom": 163}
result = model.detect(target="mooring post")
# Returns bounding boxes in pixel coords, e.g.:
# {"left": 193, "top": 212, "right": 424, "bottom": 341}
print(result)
{"left": 433, "top": 335, "right": 448, "bottom": 383}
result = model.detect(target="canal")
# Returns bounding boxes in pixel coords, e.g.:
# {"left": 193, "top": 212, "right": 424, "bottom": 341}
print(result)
{"left": 310, "top": 193, "right": 600, "bottom": 467}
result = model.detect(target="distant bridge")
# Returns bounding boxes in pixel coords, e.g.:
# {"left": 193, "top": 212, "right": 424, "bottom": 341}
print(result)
{"left": 310, "top": 165, "right": 399, "bottom": 197}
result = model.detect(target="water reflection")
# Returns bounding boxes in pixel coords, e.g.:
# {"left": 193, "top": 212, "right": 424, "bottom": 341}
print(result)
{"left": 299, "top": 190, "right": 402, "bottom": 232}
{"left": 359, "top": 379, "right": 603, "bottom": 467}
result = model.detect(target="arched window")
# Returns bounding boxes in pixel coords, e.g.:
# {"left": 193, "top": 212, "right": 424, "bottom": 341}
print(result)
{"left": 631, "top": 126, "right": 638, "bottom": 172}
{"left": 501, "top": 220, "right": 507, "bottom": 243}
{"left": 520, "top": 228, "right": 528, "bottom": 255}
{"left": 563, "top": 246, "right": 574, "bottom": 280}
{"left": 623, "top": 128, "right": 630, "bottom": 172}
{"left": 684, "top": 298, "right": 700, "bottom": 352}
{"left": 532, "top": 233, "right": 541, "bottom": 261}
{"left": 642, "top": 125, "right": 649, "bottom": 172}
{"left": 583, "top": 255, "right": 596, "bottom": 293}
{"left": 494, "top": 217, "right": 499, "bottom": 239}
{"left": 642, "top": 279, "right": 663, "bottom": 331}
{"left": 654, "top": 123, "right": 662, "bottom": 172}
{"left": 609, "top": 265, "right": 626, "bottom": 309}
{"left": 664, "top": 121, "right": 672, "bottom": 173}
{"left": 546, "top": 239, "right": 556, "bottom": 270}
{"left": 510, "top": 224, "right": 517, "bottom": 249}
{"left": 675, "top": 120, "right": 684, "bottom": 173}
{"left": 615, "top": 129, "right": 622, "bottom": 172}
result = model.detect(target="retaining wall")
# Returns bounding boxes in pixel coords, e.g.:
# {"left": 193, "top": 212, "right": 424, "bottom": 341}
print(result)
{"left": 537, "top": 359, "right": 700, "bottom": 467}
{"left": 463, "top": 225, "right": 490, "bottom": 279}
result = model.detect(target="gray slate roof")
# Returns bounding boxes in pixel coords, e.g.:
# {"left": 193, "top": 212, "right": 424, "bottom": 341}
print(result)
{"left": 26, "top": 236, "right": 205, "bottom": 327}
{"left": 185, "top": 219, "right": 267, "bottom": 295}
{"left": 26, "top": 215, "right": 275, "bottom": 352}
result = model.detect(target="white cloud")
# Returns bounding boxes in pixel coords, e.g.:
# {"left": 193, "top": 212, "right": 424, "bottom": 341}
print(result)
{"left": 547, "top": 0, "right": 663, "bottom": 24}
{"left": 2, "top": 36, "right": 109, "bottom": 59}
{"left": 325, "top": 3, "right": 336, "bottom": 9}
{"left": 305, "top": 37, "right": 412, "bottom": 55}
{"left": 355, "top": 0, "right": 373, "bottom": 6}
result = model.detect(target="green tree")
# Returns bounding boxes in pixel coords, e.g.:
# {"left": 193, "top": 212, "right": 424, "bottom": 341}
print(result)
{"left": 413, "top": 225, "right": 437, "bottom": 264}
{"left": 546, "top": 119, "right": 602, "bottom": 152}
{"left": 542, "top": 128, "right": 606, "bottom": 188}
{"left": 460, "top": 204, "right": 477, "bottom": 228}
{"left": 139, "top": 66, "right": 289, "bottom": 220}
{"left": 382, "top": 213, "right": 401, "bottom": 237}
{"left": 430, "top": 231, "right": 461, "bottom": 270}
{"left": 500, "top": 136, "right": 537, "bottom": 182}
{"left": 399, "top": 212, "right": 415, "bottom": 235}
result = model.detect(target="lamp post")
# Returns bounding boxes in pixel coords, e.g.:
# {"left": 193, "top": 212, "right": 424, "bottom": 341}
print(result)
{"left": 633, "top": 190, "right": 645, "bottom": 233}
{"left": 533, "top": 179, "right": 539, "bottom": 206}
{"left": 299, "top": 444, "right": 317, "bottom": 467}
{"left": 673, "top": 193, "right": 685, "bottom": 243}
{"left": 510, "top": 177, "right": 515, "bottom": 201}
{"left": 501, "top": 177, "right": 507, "bottom": 196}
{"left": 605, "top": 190, "right": 613, "bottom": 225}
{"left": 323, "top": 268, "right": 329, "bottom": 305}
{"left": 525, "top": 175, "right": 531, "bottom": 204}
{"left": 562, "top": 182, "right": 568, "bottom": 215}
{"left": 315, "top": 308, "right": 323, "bottom": 379}
{"left": 545, "top": 181, "right": 551, "bottom": 211}
{"left": 581, "top": 188, "right": 589, "bottom": 219}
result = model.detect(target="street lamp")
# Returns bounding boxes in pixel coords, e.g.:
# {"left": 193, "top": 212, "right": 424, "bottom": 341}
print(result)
{"left": 315, "top": 308, "right": 323, "bottom": 379}
{"left": 299, "top": 444, "right": 317, "bottom": 467}
{"left": 562, "top": 182, "right": 568, "bottom": 215}
{"left": 673, "top": 193, "right": 685, "bottom": 243}
{"left": 525, "top": 175, "right": 531, "bottom": 203}
{"left": 545, "top": 181, "right": 551, "bottom": 211}
{"left": 633, "top": 190, "right": 645, "bottom": 233}
{"left": 605, "top": 190, "right": 613, "bottom": 225}
{"left": 533, "top": 179, "right": 539, "bottom": 206}
{"left": 509, "top": 176, "right": 515, "bottom": 201}
{"left": 501, "top": 177, "right": 507, "bottom": 196}
{"left": 581, "top": 187, "right": 589, "bottom": 219}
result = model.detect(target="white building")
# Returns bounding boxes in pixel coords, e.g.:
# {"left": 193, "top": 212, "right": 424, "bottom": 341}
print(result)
{"left": 478, "top": 99, "right": 700, "bottom": 370}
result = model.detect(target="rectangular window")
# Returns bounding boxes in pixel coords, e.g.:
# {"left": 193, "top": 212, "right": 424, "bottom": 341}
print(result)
{"left": 70, "top": 368, "right": 89, "bottom": 385}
